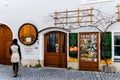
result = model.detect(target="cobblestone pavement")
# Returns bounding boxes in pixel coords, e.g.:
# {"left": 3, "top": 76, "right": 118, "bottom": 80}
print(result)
{"left": 0, "top": 65, "right": 120, "bottom": 80}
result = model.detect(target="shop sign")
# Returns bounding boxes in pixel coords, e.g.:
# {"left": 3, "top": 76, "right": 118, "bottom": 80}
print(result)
{"left": 25, "top": 47, "right": 33, "bottom": 52}
{"left": 82, "top": 0, "right": 113, "bottom": 4}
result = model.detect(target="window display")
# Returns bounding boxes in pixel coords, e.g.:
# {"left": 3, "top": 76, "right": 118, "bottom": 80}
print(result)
{"left": 79, "top": 32, "right": 99, "bottom": 71}
{"left": 80, "top": 32, "right": 98, "bottom": 62}
{"left": 69, "top": 33, "right": 78, "bottom": 62}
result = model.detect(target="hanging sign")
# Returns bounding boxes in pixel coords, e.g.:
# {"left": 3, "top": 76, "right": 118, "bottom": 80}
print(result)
{"left": 69, "top": 33, "right": 78, "bottom": 62}
{"left": 82, "top": 0, "right": 113, "bottom": 4}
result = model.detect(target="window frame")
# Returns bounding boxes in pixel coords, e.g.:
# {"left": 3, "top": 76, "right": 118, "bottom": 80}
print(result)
{"left": 112, "top": 31, "right": 120, "bottom": 62}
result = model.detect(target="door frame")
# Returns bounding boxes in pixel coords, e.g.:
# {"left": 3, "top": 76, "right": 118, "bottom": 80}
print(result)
{"left": 38, "top": 27, "right": 70, "bottom": 68}
{"left": 44, "top": 31, "right": 67, "bottom": 68}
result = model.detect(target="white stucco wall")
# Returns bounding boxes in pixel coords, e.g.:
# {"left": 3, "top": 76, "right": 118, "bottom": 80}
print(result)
{"left": 0, "top": 0, "right": 120, "bottom": 70}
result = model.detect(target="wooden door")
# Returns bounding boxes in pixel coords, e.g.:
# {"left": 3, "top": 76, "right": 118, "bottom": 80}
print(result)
{"left": 44, "top": 31, "right": 67, "bottom": 68}
{"left": 79, "top": 32, "right": 99, "bottom": 71}
{"left": 0, "top": 24, "right": 12, "bottom": 65}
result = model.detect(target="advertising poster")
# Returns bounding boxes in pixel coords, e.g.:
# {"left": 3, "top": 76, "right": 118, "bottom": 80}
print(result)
{"left": 69, "top": 33, "right": 78, "bottom": 62}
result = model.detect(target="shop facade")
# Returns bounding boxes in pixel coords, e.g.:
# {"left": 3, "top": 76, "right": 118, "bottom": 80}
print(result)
{"left": 37, "top": 27, "right": 120, "bottom": 72}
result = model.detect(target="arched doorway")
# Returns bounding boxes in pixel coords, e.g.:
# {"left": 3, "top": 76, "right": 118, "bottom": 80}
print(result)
{"left": 44, "top": 31, "right": 67, "bottom": 68}
{"left": 0, "top": 24, "right": 13, "bottom": 65}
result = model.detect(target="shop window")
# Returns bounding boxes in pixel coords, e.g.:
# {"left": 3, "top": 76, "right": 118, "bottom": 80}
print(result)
{"left": 114, "top": 32, "right": 120, "bottom": 61}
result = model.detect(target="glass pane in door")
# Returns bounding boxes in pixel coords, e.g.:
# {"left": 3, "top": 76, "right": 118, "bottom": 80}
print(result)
{"left": 62, "top": 34, "right": 66, "bottom": 53}
{"left": 47, "top": 33, "right": 58, "bottom": 53}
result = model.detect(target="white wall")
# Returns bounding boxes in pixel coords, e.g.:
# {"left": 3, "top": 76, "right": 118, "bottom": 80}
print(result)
{"left": 0, "top": 0, "right": 120, "bottom": 67}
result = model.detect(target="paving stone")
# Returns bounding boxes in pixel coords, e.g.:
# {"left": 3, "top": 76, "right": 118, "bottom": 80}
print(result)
{"left": 0, "top": 64, "right": 120, "bottom": 80}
